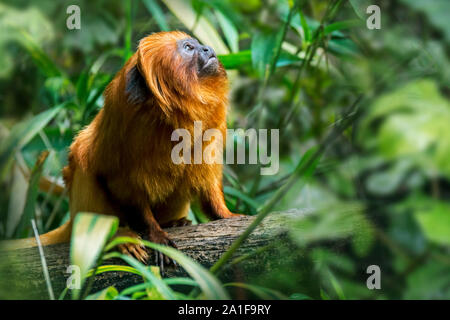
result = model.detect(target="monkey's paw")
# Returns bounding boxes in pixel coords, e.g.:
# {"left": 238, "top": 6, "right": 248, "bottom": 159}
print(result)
{"left": 224, "top": 212, "right": 246, "bottom": 218}
{"left": 117, "top": 233, "right": 149, "bottom": 264}
{"left": 163, "top": 217, "right": 192, "bottom": 228}
{"left": 147, "top": 230, "right": 178, "bottom": 273}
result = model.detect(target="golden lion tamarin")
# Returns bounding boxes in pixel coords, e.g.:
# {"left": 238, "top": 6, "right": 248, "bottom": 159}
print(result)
{"left": 7, "top": 31, "right": 241, "bottom": 267}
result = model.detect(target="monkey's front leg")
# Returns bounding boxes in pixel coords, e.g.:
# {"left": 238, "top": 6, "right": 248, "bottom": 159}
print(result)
{"left": 142, "top": 207, "right": 177, "bottom": 270}
{"left": 200, "top": 180, "right": 243, "bottom": 219}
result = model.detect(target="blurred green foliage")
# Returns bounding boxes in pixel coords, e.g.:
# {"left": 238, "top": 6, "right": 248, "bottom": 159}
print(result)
{"left": 0, "top": 0, "right": 449, "bottom": 300}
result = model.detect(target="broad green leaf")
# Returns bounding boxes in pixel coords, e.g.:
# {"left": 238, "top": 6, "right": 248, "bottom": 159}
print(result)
{"left": 399, "top": 0, "right": 450, "bottom": 42}
{"left": 220, "top": 50, "right": 301, "bottom": 70}
{"left": 289, "top": 203, "right": 366, "bottom": 246}
{"left": 251, "top": 31, "right": 278, "bottom": 78}
{"left": 349, "top": 0, "right": 373, "bottom": 20}
{"left": 215, "top": 10, "right": 239, "bottom": 53}
{"left": 404, "top": 260, "right": 450, "bottom": 299}
{"left": 219, "top": 51, "right": 251, "bottom": 69}
{"left": 414, "top": 197, "right": 450, "bottom": 246}
{"left": 324, "top": 20, "right": 362, "bottom": 36}
{"left": 361, "top": 80, "right": 450, "bottom": 178}
{"left": 70, "top": 213, "right": 119, "bottom": 299}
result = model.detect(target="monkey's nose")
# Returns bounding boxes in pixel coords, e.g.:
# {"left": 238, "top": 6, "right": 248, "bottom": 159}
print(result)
{"left": 200, "top": 45, "right": 216, "bottom": 58}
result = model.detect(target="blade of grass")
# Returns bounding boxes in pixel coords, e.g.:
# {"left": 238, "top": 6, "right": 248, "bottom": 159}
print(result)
{"left": 106, "top": 236, "right": 229, "bottom": 299}
{"left": 16, "top": 29, "right": 62, "bottom": 78}
{"left": 104, "top": 252, "right": 176, "bottom": 300}
{"left": 31, "top": 218, "right": 54, "bottom": 300}
{"left": 14, "top": 151, "right": 49, "bottom": 238}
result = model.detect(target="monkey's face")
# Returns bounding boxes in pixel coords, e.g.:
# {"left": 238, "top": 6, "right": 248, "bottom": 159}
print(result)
{"left": 130, "top": 31, "right": 227, "bottom": 111}
{"left": 177, "top": 38, "right": 219, "bottom": 76}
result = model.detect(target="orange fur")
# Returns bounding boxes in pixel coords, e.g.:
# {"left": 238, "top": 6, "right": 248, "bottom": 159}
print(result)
{"left": 15, "top": 31, "right": 240, "bottom": 256}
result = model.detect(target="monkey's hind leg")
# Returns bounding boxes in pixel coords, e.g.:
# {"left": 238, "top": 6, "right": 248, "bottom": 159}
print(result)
{"left": 200, "top": 182, "right": 244, "bottom": 220}
{"left": 69, "top": 168, "right": 150, "bottom": 263}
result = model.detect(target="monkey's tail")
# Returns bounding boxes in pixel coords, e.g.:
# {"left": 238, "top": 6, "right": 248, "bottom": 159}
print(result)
{"left": 0, "top": 221, "right": 72, "bottom": 251}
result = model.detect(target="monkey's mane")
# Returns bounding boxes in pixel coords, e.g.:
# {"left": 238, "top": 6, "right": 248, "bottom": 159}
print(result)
{"left": 130, "top": 31, "right": 228, "bottom": 120}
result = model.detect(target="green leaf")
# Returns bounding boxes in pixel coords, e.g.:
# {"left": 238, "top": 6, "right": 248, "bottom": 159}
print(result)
{"left": 162, "top": 0, "right": 229, "bottom": 54}
{"left": 215, "top": 10, "right": 239, "bottom": 53}
{"left": 224, "top": 186, "right": 259, "bottom": 209}
{"left": 14, "top": 151, "right": 49, "bottom": 238}
{"left": 289, "top": 203, "right": 366, "bottom": 246}
{"left": 224, "top": 283, "right": 288, "bottom": 299}
{"left": 87, "top": 264, "right": 142, "bottom": 277}
{"left": 251, "top": 31, "right": 278, "bottom": 78}
{"left": 414, "top": 196, "right": 450, "bottom": 246}
{"left": 0, "top": 104, "right": 63, "bottom": 177}
{"left": 119, "top": 277, "right": 198, "bottom": 298}
{"left": 143, "top": 0, "right": 170, "bottom": 31}
{"left": 349, "top": 0, "right": 373, "bottom": 20}
{"left": 290, "top": 293, "right": 312, "bottom": 300}
{"left": 399, "top": 0, "right": 450, "bottom": 42}
{"left": 106, "top": 237, "right": 229, "bottom": 299}
{"left": 105, "top": 252, "right": 174, "bottom": 300}
{"left": 70, "top": 213, "right": 119, "bottom": 299}
{"left": 16, "top": 30, "right": 62, "bottom": 78}
{"left": 85, "top": 286, "right": 119, "bottom": 300}
{"left": 299, "top": 11, "right": 311, "bottom": 43}
{"left": 362, "top": 79, "right": 450, "bottom": 179}
{"left": 324, "top": 20, "right": 362, "bottom": 36}
{"left": 218, "top": 50, "right": 251, "bottom": 69}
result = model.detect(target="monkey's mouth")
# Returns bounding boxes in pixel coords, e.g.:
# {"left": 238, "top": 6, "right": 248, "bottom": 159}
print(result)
{"left": 198, "top": 56, "right": 219, "bottom": 75}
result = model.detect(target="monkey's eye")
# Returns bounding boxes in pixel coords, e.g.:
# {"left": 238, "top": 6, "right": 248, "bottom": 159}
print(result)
{"left": 184, "top": 43, "right": 194, "bottom": 51}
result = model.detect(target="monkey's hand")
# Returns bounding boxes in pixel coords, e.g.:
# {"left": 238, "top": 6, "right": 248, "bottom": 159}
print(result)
{"left": 115, "top": 227, "right": 149, "bottom": 264}
{"left": 146, "top": 229, "right": 177, "bottom": 273}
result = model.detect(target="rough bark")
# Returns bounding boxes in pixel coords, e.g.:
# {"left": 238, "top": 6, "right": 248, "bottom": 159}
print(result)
{"left": 0, "top": 209, "right": 306, "bottom": 299}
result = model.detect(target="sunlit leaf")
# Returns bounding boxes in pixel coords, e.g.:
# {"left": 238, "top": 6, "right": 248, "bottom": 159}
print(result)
{"left": 70, "top": 213, "right": 119, "bottom": 299}
{"left": 413, "top": 196, "right": 450, "bottom": 246}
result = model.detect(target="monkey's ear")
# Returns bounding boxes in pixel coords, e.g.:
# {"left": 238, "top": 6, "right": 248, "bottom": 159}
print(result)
{"left": 125, "top": 65, "right": 150, "bottom": 105}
